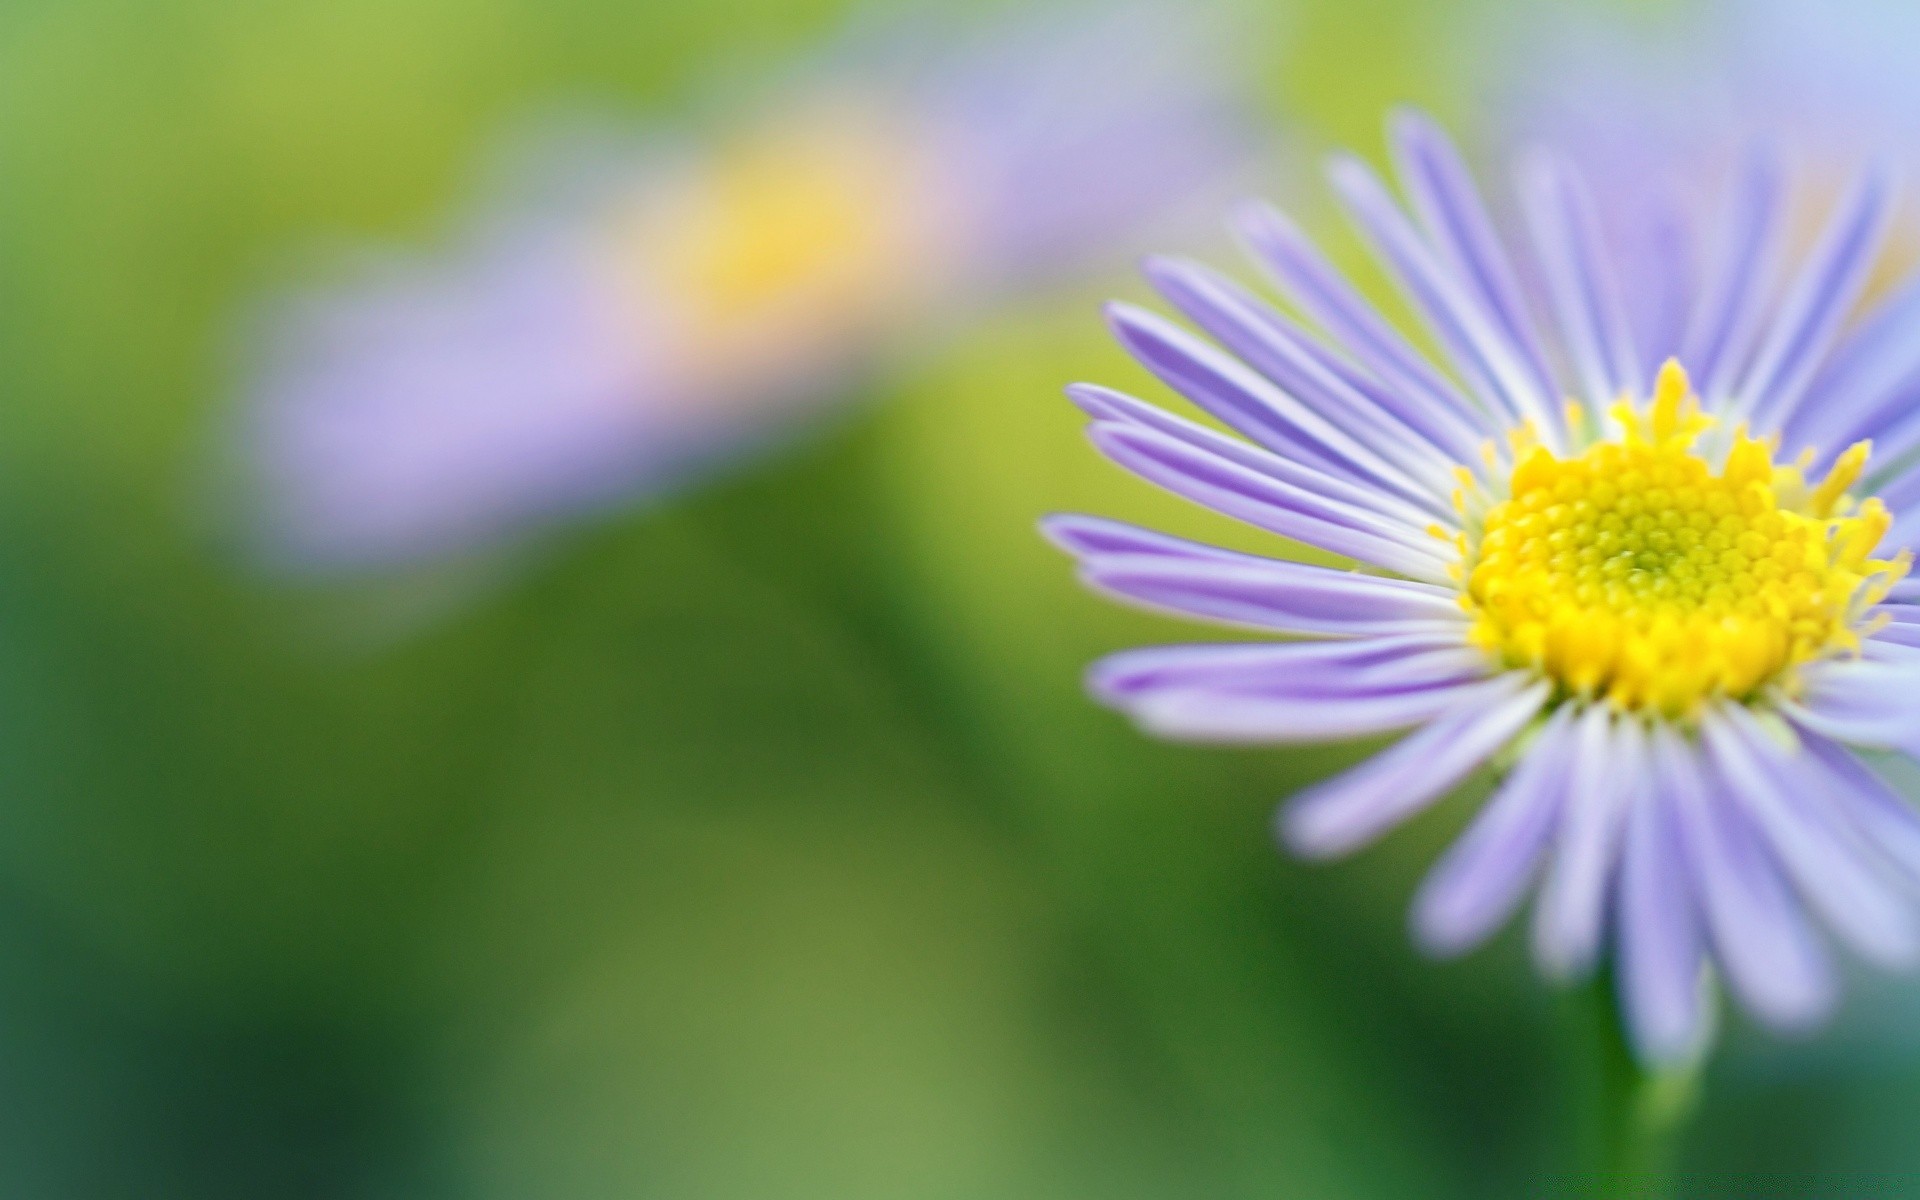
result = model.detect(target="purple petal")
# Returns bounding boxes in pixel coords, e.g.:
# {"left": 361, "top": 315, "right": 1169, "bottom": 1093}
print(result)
{"left": 1327, "top": 153, "right": 1564, "bottom": 445}
{"left": 1388, "top": 110, "right": 1559, "bottom": 405}
{"left": 247, "top": 250, "right": 670, "bottom": 567}
{"left": 1069, "top": 383, "right": 1445, "bottom": 530}
{"left": 1142, "top": 256, "right": 1471, "bottom": 484}
{"left": 1654, "top": 723, "right": 1836, "bottom": 1031}
{"left": 1279, "top": 675, "right": 1550, "bottom": 859}
{"left": 1121, "top": 673, "right": 1496, "bottom": 744}
{"left": 1680, "top": 149, "right": 1789, "bottom": 410}
{"left": 1233, "top": 201, "right": 1501, "bottom": 439}
{"left": 1738, "top": 167, "right": 1896, "bottom": 434}
{"left": 918, "top": 0, "right": 1250, "bottom": 284}
{"left": 1869, "top": 623, "right": 1920, "bottom": 649}
{"left": 1782, "top": 659, "right": 1920, "bottom": 756}
{"left": 1070, "top": 552, "right": 1468, "bottom": 637}
{"left": 1104, "top": 302, "right": 1440, "bottom": 506}
{"left": 1087, "top": 422, "right": 1457, "bottom": 581}
{"left": 1532, "top": 707, "right": 1640, "bottom": 981}
{"left": 1617, "top": 199, "right": 1696, "bottom": 381}
{"left": 1783, "top": 274, "right": 1920, "bottom": 461}
{"left": 1090, "top": 634, "right": 1482, "bottom": 700}
{"left": 1800, "top": 733, "right": 1920, "bottom": 889}
{"left": 1704, "top": 706, "right": 1919, "bottom": 969}
{"left": 1516, "top": 152, "right": 1643, "bottom": 409}
{"left": 1411, "top": 704, "right": 1577, "bottom": 956}
{"left": 1616, "top": 776, "right": 1708, "bottom": 1065}
{"left": 1039, "top": 513, "right": 1258, "bottom": 562}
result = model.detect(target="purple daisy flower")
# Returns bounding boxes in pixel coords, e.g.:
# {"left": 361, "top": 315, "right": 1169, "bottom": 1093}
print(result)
{"left": 1046, "top": 109, "right": 1920, "bottom": 1065}
{"left": 237, "top": 2, "right": 1251, "bottom": 571}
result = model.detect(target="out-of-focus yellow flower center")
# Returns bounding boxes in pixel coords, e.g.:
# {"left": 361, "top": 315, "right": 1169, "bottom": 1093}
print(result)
{"left": 612, "top": 100, "right": 946, "bottom": 344}
{"left": 1456, "top": 361, "right": 1908, "bottom": 717}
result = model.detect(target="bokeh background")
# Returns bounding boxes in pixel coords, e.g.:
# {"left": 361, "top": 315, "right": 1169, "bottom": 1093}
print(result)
{"left": 1, "top": 0, "right": 1917, "bottom": 1195}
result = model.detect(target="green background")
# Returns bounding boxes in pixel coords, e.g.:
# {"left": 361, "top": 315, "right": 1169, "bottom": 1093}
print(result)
{"left": 0, "top": 0, "right": 1912, "bottom": 1194}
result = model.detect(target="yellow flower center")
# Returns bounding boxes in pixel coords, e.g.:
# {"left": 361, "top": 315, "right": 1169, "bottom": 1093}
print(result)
{"left": 1457, "top": 361, "right": 1908, "bottom": 717}
{"left": 609, "top": 98, "right": 953, "bottom": 348}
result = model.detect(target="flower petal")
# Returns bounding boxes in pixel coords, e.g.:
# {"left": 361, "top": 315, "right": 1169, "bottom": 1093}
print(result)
{"left": 1387, "top": 109, "right": 1558, "bottom": 406}
{"left": 1704, "top": 706, "right": 1920, "bottom": 969}
{"left": 1783, "top": 275, "right": 1920, "bottom": 463}
{"left": 1143, "top": 255, "right": 1472, "bottom": 481}
{"left": 1328, "top": 152, "right": 1565, "bottom": 445}
{"left": 1070, "top": 383, "right": 1446, "bottom": 529}
{"left": 1780, "top": 659, "right": 1920, "bottom": 757}
{"left": 1089, "top": 635, "right": 1482, "bottom": 701}
{"left": 1087, "top": 422, "right": 1457, "bottom": 581}
{"left": 1411, "top": 704, "right": 1577, "bottom": 957}
{"left": 1616, "top": 773, "right": 1708, "bottom": 1066}
{"left": 1039, "top": 512, "right": 1256, "bottom": 563}
{"left": 1800, "top": 734, "right": 1920, "bottom": 889}
{"left": 1654, "top": 723, "right": 1835, "bottom": 1031}
{"left": 1041, "top": 513, "right": 1468, "bottom": 635}
{"left": 1517, "top": 151, "right": 1643, "bottom": 410}
{"left": 1680, "top": 148, "right": 1790, "bottom": 410}
{"left": 1532, "top": 707, "right": 1640, "bottom": 981}
{"left": 1122, "top": 674, "right": 1496, "bottom": 745}
{"left": 1233, "top": 200, "right": 1500, "bottom": 441}
{"left": 1070, "top": 557, "right": 1467, "bottom": 638}
{"left": 1738, "top": 167, "right": 1896, "bottom": 435}
{"left": 1279, "top": 675, "right": 1549, "bottom": 859}
{"left": 1105, "top": 302, "right": 1441, "bottom": 506}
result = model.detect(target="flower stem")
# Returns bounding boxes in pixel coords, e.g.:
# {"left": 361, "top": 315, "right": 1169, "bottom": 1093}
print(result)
{"left": 1565, "top": 973, "right": 1703, "bottom": 1196}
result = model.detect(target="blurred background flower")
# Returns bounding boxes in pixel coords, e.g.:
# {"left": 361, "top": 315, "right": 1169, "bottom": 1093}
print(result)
{"left": 6, "top": 0, "right": 1920, "bottom": 1196}
{"left": 236, "top": 2, "right": 1254, "bottom": 572}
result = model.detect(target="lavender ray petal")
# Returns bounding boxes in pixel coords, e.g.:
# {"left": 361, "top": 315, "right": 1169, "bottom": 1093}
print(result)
{"left": 1070, "top": 383, "right": 1447, "bottom": 530}
{"left": 1532, "top": 707, "right": 1640, "bottom": 981}
{"left": 1622, "top": 200, "right": 1697, "bottom": 380}
{"left": 1783, "top": 274, "right": 1920, "bottom": 461}
{"left": 1411, "top": 704, "right": 1577, "bottom": 957}
{"left": 1706, "top": 706, "right": 1920, "bottom": 969}
{"left": 1654, "top": 723, "right": 1836, "bottom": 1031}
{"left": 1799, "top": 732, "right": 1920, "bottom": 889}
{"left": 246, "top": 251, "right": 667, "bottom": 566}
{"left": 1088, "top": 423, "right": 1458, "bottom": 581}
{"left": 1123, "top": 674, "right": 1496, "bottom": 744}
{"left": 1517, "top": 152, "right": 1644, "bottom": 409}
{"left": 1872, "top": 603, "right": 1920, "bottom": 625}
{"left": 1143, "top": 256, "right": 1470, "bottom": 487}
{"left": 1327, "top": 152, "right": 1565, "bottom": 446}
{"left": 1038, "top": 512, "right": 1264, "bottom": 563}
{"left": 1233, "top": 201, "right": 1502, "bottom": 439}
{"left": 1868, "top": 623, "right": 1920, "bottom": 648}
{"left": 1781, "top": 661, "right": 1920, "bottom": 757}
{"left": 1738, "top": 167, "right": 1895, "bottom": 434}
{"left": 1617, "top": 777, "right": 1708, "bottom": 1066}
{"left": 1105, "top": 303, "right": 1445, "bottom": 509}
{"left": 1075, "top": 555, "right": 1470, "bottom": 637}
{"left": 1388, "top": 110, "right": 1560, "bottom": 403}
{"left": 1279, "top": 675, "right": 1550, "bottom": 859}
{"left": 1090, "top": 634, "right": 1483, "bottom": 700}
{"left": 1680, "top": 148, "right": 1790, "bottom": 410}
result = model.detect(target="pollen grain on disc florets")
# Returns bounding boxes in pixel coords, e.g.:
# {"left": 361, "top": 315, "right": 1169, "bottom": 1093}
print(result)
{"left": 1456, "top": 361, "right": 1909, "bottom": 716}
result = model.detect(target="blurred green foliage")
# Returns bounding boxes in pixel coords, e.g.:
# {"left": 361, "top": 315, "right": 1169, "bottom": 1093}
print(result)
{"left": 0, "top": 0, "right": 1916, "bottom": 1196}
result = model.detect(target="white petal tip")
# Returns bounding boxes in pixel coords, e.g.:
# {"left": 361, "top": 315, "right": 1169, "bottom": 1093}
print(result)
{"left": 1409, "top": 888, "right": 1506, "bottom": 960}
{"left": 1744, "top": 979, "right": 1839, "bottom": 1035}
{"left": 1275, "top": 802, "right": 1353, "bottom": 861}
